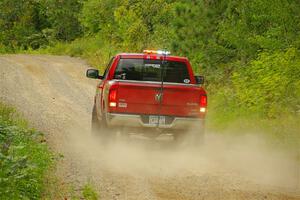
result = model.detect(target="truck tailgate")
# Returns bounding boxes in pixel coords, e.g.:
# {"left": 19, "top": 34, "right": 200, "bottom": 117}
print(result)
{"left": 115, "top": 81, "right": 202, "bottom": 117}
{"left": 116, "top": 81, "right": 161, "bottom": 115}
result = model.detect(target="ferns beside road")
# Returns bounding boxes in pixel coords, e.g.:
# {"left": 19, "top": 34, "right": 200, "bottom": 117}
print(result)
{"left": 0, "top": 103, "right": 53, "bottom": 200}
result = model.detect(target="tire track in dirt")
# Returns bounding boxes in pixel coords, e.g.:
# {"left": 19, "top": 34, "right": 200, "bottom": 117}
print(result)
{"left": 0, "top": 55, "right": 299, "bottom": 200}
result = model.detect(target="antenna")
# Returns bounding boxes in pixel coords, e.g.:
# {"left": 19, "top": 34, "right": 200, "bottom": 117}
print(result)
{"left": 157, "top": 50, "right": 168, "bottom": 127}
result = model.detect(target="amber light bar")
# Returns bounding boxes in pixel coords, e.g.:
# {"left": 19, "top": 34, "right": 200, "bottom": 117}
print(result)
{"left": 143, "top": 50, "right": 171, "bottom": 55}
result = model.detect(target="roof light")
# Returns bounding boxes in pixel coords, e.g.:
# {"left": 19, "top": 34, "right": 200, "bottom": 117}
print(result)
{"left": 157, "top": 50, "right": 171, "bottom": 55}
{"left": 143, "top": 50, "right": 155, "bottom": 54}
{"left": 143, "top": 50, "right": 171, "bottom": 55}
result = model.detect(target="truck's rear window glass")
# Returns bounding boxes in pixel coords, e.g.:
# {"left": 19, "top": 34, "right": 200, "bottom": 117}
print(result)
{"left": 114, "top": 58, "right": 190, "bottom": 83}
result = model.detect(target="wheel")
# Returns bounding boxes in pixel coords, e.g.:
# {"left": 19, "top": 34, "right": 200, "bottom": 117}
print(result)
{"left": 91, "top": 105, "right": 114, "bottom": 142}
{"left": 91, "top": 105, "right": 101, "bottom": 135}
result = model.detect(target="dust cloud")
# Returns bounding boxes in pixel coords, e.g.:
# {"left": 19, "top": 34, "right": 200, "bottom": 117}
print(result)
{"left": 64, "top": 123, "right": 300, "bottom": 196}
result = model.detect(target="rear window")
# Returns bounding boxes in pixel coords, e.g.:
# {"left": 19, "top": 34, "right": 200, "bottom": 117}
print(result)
{"left": 114, "top": 58, "right": 190, "bottom": 83}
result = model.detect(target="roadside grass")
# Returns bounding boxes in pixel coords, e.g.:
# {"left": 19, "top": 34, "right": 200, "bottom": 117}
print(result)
{"left": 0, "top": 102, "right": 101, "bottom": 200}
{"left": 82, "top": 183, "right": 99, "bottom": 200}
{"left": 0, "top": 102, "right": 53, "bottom": 199}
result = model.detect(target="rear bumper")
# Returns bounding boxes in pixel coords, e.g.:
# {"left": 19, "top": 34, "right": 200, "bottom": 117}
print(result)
{"left": 106, "top": 113, "right": 204, "bottom": 130}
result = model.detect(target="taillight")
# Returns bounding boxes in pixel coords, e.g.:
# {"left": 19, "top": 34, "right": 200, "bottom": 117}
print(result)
{"left": 109, "top": 89, "right": 117, "bottom": 107}
{"left": 200, "top": 95, "right": 207, "bottom": 113}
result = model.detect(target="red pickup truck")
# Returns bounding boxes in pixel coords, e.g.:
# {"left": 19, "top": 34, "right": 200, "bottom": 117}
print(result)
{"left": 86, "top": 50, "right": 207, "bottom": 144}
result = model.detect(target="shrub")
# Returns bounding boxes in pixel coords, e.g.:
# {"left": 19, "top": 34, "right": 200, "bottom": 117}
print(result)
{"left": 0, "top": 103, "right": 53, "bottom": 200}
{"left": 232, "top": 48, "right": 300, "bottom": 118}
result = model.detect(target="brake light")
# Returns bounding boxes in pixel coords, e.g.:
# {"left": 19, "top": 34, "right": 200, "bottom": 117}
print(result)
{"left": 200, "top": 95, "right": 207, "bottom": 106}
{"left": 200, "top": 95, "right": 207, "bottom": 113}
{"left": 109, "top": 89, "right": 117, "bottom": 107}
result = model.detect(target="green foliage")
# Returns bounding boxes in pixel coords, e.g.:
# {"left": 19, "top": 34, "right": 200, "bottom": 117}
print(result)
{"left": 82, "top": 183, "right": 99, "bottom": 200}
{"left": 37, "top": 35, "right": 117, "bottom": 70}
{"left": 80, "top": 0, "right": 119, "bottom": 34}
{"left": 80, "top": 0, "right": 174, "bottom": 51}
{"left": 41, "top": 0, "right": 83, "bottom": 41}
{"left": 216, "top": 0, "right": 300, "bottom": 61}
{"left": 0, "top": 103, "right": 53, "bottom": 200}
{"left": 170, "top": 1, "right": 228, "bottom": 68}
{"left": 113, "top": 0, "right": 174, "bottom": 50}
{"left": 0, "top": 0, "right": 41, "bottom": 50}
{"left": 207, "top": 48, "right": 300, "bottom": 147}
{"left": 232, "top": 48, "right": 300, "bottom": 118}
{"left": 0, "top": 0, "right": 83, "bottom": 51}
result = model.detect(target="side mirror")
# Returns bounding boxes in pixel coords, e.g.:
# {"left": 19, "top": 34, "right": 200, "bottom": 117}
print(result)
{"left": 86, "top": 69, "right": 103, "bottom": 79}
{"left": 195, "top": 76, "right": 204, "bottom": 84}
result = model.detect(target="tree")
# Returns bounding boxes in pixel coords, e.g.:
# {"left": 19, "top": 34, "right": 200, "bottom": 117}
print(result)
{"left": 0, "top": 0, "right": 42, "bottom": 50}
{"left": 41, "top": 0, "right": 83, "bottom": 41}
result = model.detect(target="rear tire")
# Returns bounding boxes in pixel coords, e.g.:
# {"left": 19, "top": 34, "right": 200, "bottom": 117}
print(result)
{"left": 91, "top": 105, "right": 114, "bottom": 143}
{"left": 91, "top": 105, "right": 101, "bottom": 136}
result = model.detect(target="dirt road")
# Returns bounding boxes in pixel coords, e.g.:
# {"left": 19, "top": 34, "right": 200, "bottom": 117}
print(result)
{"left": 0, "top": 55, "right": 299, "bottom": 200}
